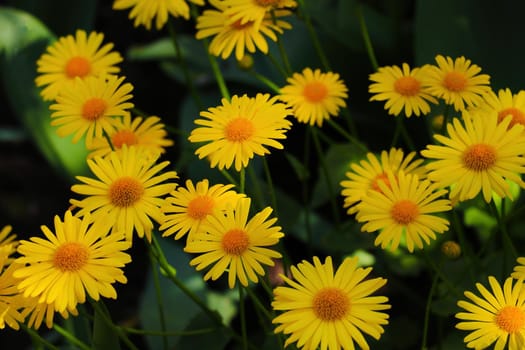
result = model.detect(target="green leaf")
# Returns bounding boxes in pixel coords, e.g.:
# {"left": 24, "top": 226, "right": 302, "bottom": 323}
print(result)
{"left": 0, "top": 7, "right": 89, "bottom": 182}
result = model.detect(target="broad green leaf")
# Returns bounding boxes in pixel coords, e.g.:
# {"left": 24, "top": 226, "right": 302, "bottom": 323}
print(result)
{"left": 0, "top": 7, "right": 89, "bottom": 182}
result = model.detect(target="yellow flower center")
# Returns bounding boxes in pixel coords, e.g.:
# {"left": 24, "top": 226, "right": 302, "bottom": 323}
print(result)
{"left": 498, "top": 107, "right": 525, "bottom": 127}
{"left": 82, "top": 98, "right": 107, "bottom": 121}
{"left": 390, "top": 199, "right": 419, "bottom": 225}
{"left": 312, "top": 287, "right": 350, "bottom": 321}
{"left": 222, "top": 229, "right": 250, "bottom": 255}
{"left": 109, "top": 176, "right": 144, "bottom": 207}
{"left": 496, "top": 306, "right": 525, "bottom": 333}
{"left": 187, "top": 195, "right": 214, "bottom": 220}
{"left": 303, "top": 81, "right": 328, "bottom": 103}
{"left": 443, "top": 71, "right": 467, "bottom": 92}
{"left": 53, "top": 242, "right": 89, "bottom": 272}
{"left": 371, "top": 172, "right": 394, "bottom": 193}
{"left": 462, "top": 144, "right": 496, "bottom": 172}
{"left": 65, "top": 56, "right": 91, "bottom": 78}
{"left": 112, "top": 130, "right": 138, "bottom": 149}
{"left": 225, "top": 118, "right": 254, "bottom": 142}
{"left": 394, "top": 76, "right": 421, "bottom": 96}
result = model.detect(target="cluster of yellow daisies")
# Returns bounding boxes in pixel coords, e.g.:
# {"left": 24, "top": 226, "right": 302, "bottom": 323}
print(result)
{"left": 1, "top": 0, "right": 525, "bottom": 349}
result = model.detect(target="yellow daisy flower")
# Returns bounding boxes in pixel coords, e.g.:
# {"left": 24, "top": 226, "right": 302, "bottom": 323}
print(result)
{"left": 70, "top": 145, "right": 178, "bottom": 242}
{"left": 369, "top": 63, "right": 438, "bottom": 117}
{"left": 21, "top": 298, "right": 78, "bottom": 330}
{"left": 49, "top": 75, "right": 134, "bottom": 147}
{"left": 35, "top": 29, "right": 123, "bottom": 101}
{"left": 13, "top": 211, "right": 131, "bottom": 313}
{"left": 511, "top": 257, "right": 525, "bottom": 280}
{"left": 113, "top": 0, "right": 204, "bottom": 30}
{"left": 0, "top": 225, "right": 17, "bottom": 268}
{"left": 456, "top": 276, "right": 525, "bottom": 349}
{"left": 184, "top": 197, "right": 284, "bottom": 288}
{"left": 340, "top": 147, "right": 427, "bottom": 215}
{"left": 87, "top": 114, "right": 174, "bottom": 159}
{"left": 279, "top": 67, "right": 349, "bottom": 127}
{"left": 421, "top": 110, "right": 525, "bottom": 203}
{"left": 355, "top": 171, "right": 451, "bottom": 252}
{"left": 0, "top": 263, "right": 26, "bottom": 330}
{"left": 188, "top": 93, "right": 292, "bottom": 171}
{"left": 422, "top": 55, "right": 491, "bottom": 111}
{"left": 272, "top": 256, "right": 390, "bottom": 350}
{"left": 476, "top": 88, "right": 525, "bottom": 128}
{"left": 222, "top": 0, "right": 297, "bottom": 27}
{"left": 160, "top": 179, "right": 244, "bottom": 242}
{"left": 196, "top": 0, "right": 292, "bottom": 61}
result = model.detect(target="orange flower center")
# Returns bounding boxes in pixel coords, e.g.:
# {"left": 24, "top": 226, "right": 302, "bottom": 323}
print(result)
{"left": 109, "top": 176, "right": 144, "bottom": 207}
{"left": 225, "top": 118, "right": 254, "bottom": 142}
{"left": 53, "top": 242, "right": 89, "bottom": 272}
{"left": 303, "top": 81, "right": 328, "bottom": 103}
{"left": 394, "top": 76, "right": 420, "bottom": 96}
{"left": 498, "top": 107, "right": 525, "bottom": 128}
{"left": 230, "top": 19, "right": 253, "bottom": 30}
{"left": 443, "top": 71, "right": 467, "bottom": 92}
{"left": 82, "top": 98, "right": 107, "bottom": 121}
{"left": 462, "top": 144, "right": 496, "bottom": 172}
{"left": 112, "top": 130, "right": 138, "bottom": 149}
{"left": 390, "top": 199, "right": 419, "bottom": 225}
{"left": 312, "top": 287, "right": 350, "bottom": 321}
{"left": 65, "top": 56, "right": 91, "bottom": 78}
{"left": 371, "top": 172, "right": 394, "bottom": 193}
{"left": 255, "top": 0, "right": 279, "bottom": 6}
{"left": 222, "top": 229, "right": 250, "bottom": 255}
{"left": 187, "top": 195, "right": 215, "bottom": 220}
{"left": 496, "top": 306, "right": 525, "bottom": 333}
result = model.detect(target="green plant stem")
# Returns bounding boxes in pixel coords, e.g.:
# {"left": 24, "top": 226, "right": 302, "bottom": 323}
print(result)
{"left": 239, "top": 285, "right": 248, "bottom": 350}
{"left": 149, "top": 249, "right": 169, "bottom": 350}
{"left": 91, "top": 300, "right": 139, "bottom": 350}
{"left": 21, "top": 324, "right": 59, "bottom": 350}
{"left": 262, "top": 157, "right": 279, "bottom": 216}
{"left": 239, "top": 167, "right": 246, "bottom": 194}
{"left": 421, "top": 251, "right": 462, "bottom": 299}
{"left": 489, "top": 201, "right": 518, "bottom": 274}
{"left": 149, "top": 235, "right": 223, "bottom": 327}
{"left": 357, "top": 5, "right": 379, "bottom": 71}
{"left": 267, "top": 52, "right": 288, "bottom": 79}
{"left": 202, "top": 39, "right": 230, "bottom": 100}
{"left": 53, "top": 324, "right": 91, "bottom": 350}
{"left": 249, "top": 70, "right": 281, "bottom": 94}
{"left": 326, "top": 119, "right": 367, "bottom": 153}
{"left": 245, "top": 285, "right": 273, "bottom": 322}
{"left": 310, "top": 127, "right": 341, "bottom": 227}
{"left": 452, "top": 209, "right": 477, "bottom": 284}
{"left": 220, "top": 169, "right": 239, "bottom": 187}
{"left": 122, "top": 326, "right": 217, "bottom": 336}
{"left": 167, "top": 19, "right": 203, "bottom": 110}
{"left": 296, "top": 0, "right": 331, "bottom": 71}
{"left": 247, "top": 163, "right": 265, "bottom": 210}
{"left": 421, "top": 263, "right": 441, "bottom": 350}
{"left": 301, "top": 128, "right": 314, "bottom": 254}
{"left": 391, "top": 116, "right": 416, "bottom": 150}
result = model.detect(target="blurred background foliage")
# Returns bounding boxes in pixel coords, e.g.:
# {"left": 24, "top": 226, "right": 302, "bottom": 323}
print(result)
{"left": 1, "top": 0, "right": 525, "bottom": 349}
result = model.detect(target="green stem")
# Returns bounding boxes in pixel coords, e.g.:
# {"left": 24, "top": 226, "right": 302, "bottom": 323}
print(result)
{"left": 220, "top": 169, "right": 239, "bottom": 187}
{"left": 53, "top": 324, "right": 91, "bottom": 350}
{"left": 296, "top": 0, "right": 331, "bottom": 71}
{"left": 391, "top": 116, "right": 416, "bottom": 150}
{"left": 421, "top": 252, "right": 462, "bottom": 299}
{"left": 421, "top": 263, "right": 441, "bottom": 350}
{"left": 262, "top": 157, "right": 278, "bottom": 216}
{"left": 91, "top": 300, "right": 139, "bottom": 350}
{"left": 239, "top": 285, "right": 248, "bottom": 350}
{"left": 302, "top": 128, "right": 314, "bottom": 254}
{"left": 149, "top": 248, "right": 169, "bottom": 350}
{"left": 357, "top": 5, "right": 379, "bottom": 71}
{"left": 245, "top": 286, "right": 273, "bottom": 322}
{"left": 327, "top": 119, "right": 367, "bottom": 152}
{"left": 249, "top": 70, "right": 281, "bottom": 94}
{"left": 247, "top": 163, "right": 265, "bottom": 210}
{"left": 310, "top": 127, "right": 341, "bottom": 227}
{"left": 21, "top": 324, "right": 59, "bottom": 350}
{"left": 452, "top": 210, "right": 477, "bottom": 284}
{"left": 149, "top": 235, "right": 223, "bottom": 327}
{"left": 239, "top": 167, "right": 246, "bottom": 194}
{"left": 201, "top": 39, "right": 230, "bottom": 100}
{"left": 122, "top": 326, "right": 217, "bottom": 336}
{"left": 489, "top": 201, "right": 518, "bottom": 274}
{"left": 168, "top": 19, "right": 204, "bottom": 110}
